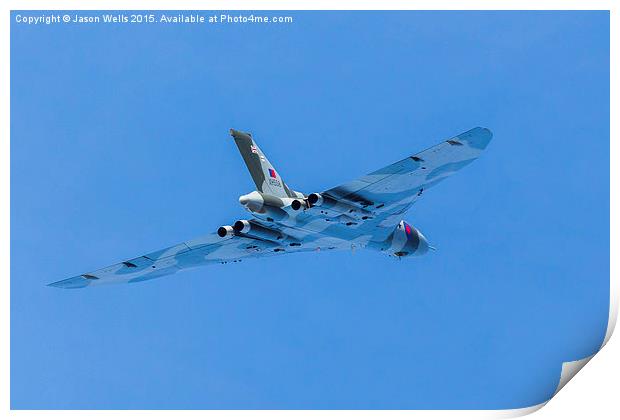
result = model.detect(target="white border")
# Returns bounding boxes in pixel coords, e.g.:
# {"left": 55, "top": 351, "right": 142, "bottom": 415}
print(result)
{"left": 2, "top": 1, "right": 615, "bottom": 418}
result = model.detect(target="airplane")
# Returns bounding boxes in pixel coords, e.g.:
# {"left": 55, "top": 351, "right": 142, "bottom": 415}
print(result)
{"left": 48, "top": 127, "right": 492, "bottom": 289}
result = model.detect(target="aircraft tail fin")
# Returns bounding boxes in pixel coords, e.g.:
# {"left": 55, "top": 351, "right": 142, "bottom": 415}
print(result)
{"left": 230, "top": 129, "right": 295, "bottom": 198}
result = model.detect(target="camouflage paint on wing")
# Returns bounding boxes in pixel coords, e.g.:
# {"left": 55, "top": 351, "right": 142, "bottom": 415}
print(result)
{"left": 278, "top": 127, "right": 493, "bottom": 245}
{"left": 48, "top": 233, "right": 347, "bottom": 289}
{"left": 50, "top": 127, "right": 491, "bottom": 289}
{"left": 323, "top": 127, "right": 492, "bottom": 209}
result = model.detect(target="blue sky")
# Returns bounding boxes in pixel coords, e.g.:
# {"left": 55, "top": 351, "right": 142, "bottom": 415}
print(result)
{"left": 11, "top": 11, "right": 609, "bottom": 409}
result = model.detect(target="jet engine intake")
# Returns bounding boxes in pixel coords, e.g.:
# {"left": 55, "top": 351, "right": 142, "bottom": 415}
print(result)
{"left": 217, "top": 225, "right": 235, "bottom": 238}
{"left": 307, "top": 193, "right": 324, "bottom": 207}
{"left": 307, "top": 192, "right": 373, "bottom": 220}
{"left": 233, "top": 219, "right": 286, "bottom": 242}
{"left": 291, "top": 199, "right": 307, "bottom": 211}
{"left": 233, "top": 219, "right": 251, "bottom": 233}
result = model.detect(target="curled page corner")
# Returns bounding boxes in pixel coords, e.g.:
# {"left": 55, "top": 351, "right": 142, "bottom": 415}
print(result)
{"left": 549, "top": 272, "right": 618, "bottom": 398}
{"left": 543, "top": 292, "right": 616, "bottom": 403}
{"left": 497, "top": 286, "right": 617, "bottom": 418}
{"left": 490, "top": 354, "right": 598, "bottom": 419}
{"left": 553, "top": 355, "right": 595, "bottom": 396}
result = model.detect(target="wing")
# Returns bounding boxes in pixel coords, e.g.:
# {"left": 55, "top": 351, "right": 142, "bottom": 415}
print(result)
{"left": 323, "top": 126, "right": 492, "bottom": 213}
{"left": 48, "top": 230, "right": 332, "bottom": 289}
{"left": 50, "top": 127, "right": 491, "bottom": 288}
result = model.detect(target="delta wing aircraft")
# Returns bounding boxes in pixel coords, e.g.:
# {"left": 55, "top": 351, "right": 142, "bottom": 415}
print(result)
{"left": 49, "top": 127, "right": 492, "bottom": 289}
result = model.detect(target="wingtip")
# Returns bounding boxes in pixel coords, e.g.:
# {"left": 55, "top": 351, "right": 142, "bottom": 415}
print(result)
{"left": 481, "top": 127, "right": 493, "bottom": 139}
{"left": 461, "top": 126, "right": 493, "bottom": 150}
{"left": 46, "top": 276, "right": 91, "bottom": 289}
